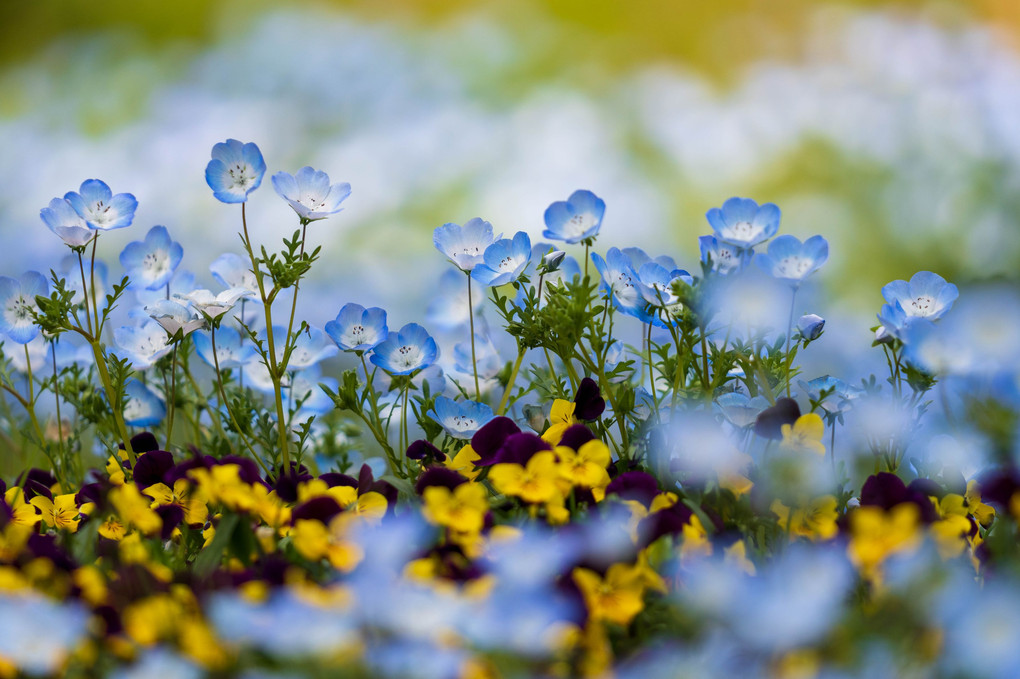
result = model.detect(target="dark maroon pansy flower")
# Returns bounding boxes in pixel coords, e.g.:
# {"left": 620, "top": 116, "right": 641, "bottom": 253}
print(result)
{"left": 977, "top": 467, "right": 1020, "bottom": 507}
{"left": 574, "top": 377, "right": 606, "bottom": 421}
{"left": 272, "top": 464, "right": 314, "bottom": 503}
{"left": 320, "top": 472, "right": 357, "bottom": 488}
{"left": 354, "top": 464, "right": 398, "bottom": 510}
{"left": 415, "top": 467, "right": 467, "bottom": 494}
{"left": 753, "top": 397, "right": 801, "bottom": 440}
{"left": 291, "top": 496, "right": 343, "bottom": 524}
{"left": 605, "top": 471, "right": 660, "bottom": 507}
{"left": 637, "top": 502, "right": 694, "bottom": 548}
{"left": 559, "top": 424, "right": 596, "bottom": 450}
{"left": 17, "top": 468, "right": 57, "bottom": 501}
{"left": 471, "top": 417, "right": 521, "bottom": 466}
{"left": 27, "top": 533, "right": 76, "bottom": 571}
{"left": 128, "top": 431, "right": 160, "bottom": 454}
{"left": 407, "top": 439, "right": 443, "bottom": 461}
{"left": 133, "top": 450, "right": 175, "bottom": 489}
{"left": 495, "top": 432, "right": 551, "bottom": 466}
{"left": 860, "top": 472, "right": 937, "bottom": 523}
{"left": 155, "top": 505, "right": 185, "bottom": 540}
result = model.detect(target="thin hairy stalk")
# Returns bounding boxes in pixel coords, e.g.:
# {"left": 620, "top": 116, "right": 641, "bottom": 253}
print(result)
{"left": 497, "top": 348, "right": 526, "bottom": 416}
{"left": 76, "top": 251, "right": 94, "bottom": 337}
{"left": 467, "top": 274, "right": 480, "bottom": 397}
{"left": 50, "top": 341, "right": 65, "bottom": 465}
{"left": 240, "top": 202, "right": 290, "bottom": 467}
{"left": 165, "top": 343, "right": 179, "bottom": 450}
{"left": 282, "top": 221, "right": 309, "bottom": 374}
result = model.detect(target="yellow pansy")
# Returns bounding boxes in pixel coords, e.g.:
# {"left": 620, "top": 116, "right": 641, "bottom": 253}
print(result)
{"left": 541, "top": 399, "right": 578, "bottom": 446}
{"left": 572, "top": 563, "right": 646, "bottom": 626}
{"left": 489, "top": 451, "right": 561, "bottom": 504}
{"left": 29, "top": 493, "right": 80, "bottom": 532}
{"left": 780, "top": 413, "right": 826, "bottom": 456}
{"left": 423, "top": 483, "right": 489, "bottom": 533}
{"left": 772, "top": 496, "right": 839, "bottom": 542}
{"left": 555, "top": 440, "right": 611, "bottom": 489}
{"left": 445, "top": 444, "right": 481, "bottom": 480}
{"left": 848, "top": 504, "right": 921, "bottom": 578}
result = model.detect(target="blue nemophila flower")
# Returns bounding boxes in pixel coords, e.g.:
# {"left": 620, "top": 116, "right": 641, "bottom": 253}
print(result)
{"left": 881, "top": 271, "right": 958, "bottom": 322}
{"left": 134, "top": 269, "right": 196, "bottom": 309}
{"left": 755, "top": 235, "right": 828, "bottom": 286}
{"left": 798, "top": 375, "right": 863, "bottom": 415}
{"left": 324, "top": 303, "right": 388, "bottom": 353}
{"left": 288, "top": 325, "right": 339, "bottom": 369}
{"left": 122, "top": 379, "right": 166, "bottom": 427}
{"left": 426, "top": 269, "right": 484, "bottom": 329}
{"left": 471, "top": 231, "right": 532, "bottom": 287}
{"left": 204, "top": 139, "right": 266, "bottom": 204}
{"left": 370, "top": 322, "right": 438, "bottom": 375}
{"left": 114, "top": 319, "right": 173, "bottom": 370}
{"left": 210, "top": 252, "right": 259, "bottom": 297}
{"left": 797, "top": 313, "right": 825, "bottom": 341}
{"left": 715, "top": 392, "right": 770, "bottom": 428}
{"left": 433, "top": 218, "right": 500, "bottom": 272}
{"left": 454, "top": 333, "right": 501, "bottom": 379}
{"left": 271, "top": 166, "right": 351, "bottom": 222}
{"left": 283, "top": 368, "right": 337, "bottom": 418}
{"left": 40, "top": 197, "right": 95, "bottom": 248}
{"left": 699, "top": 235, "right": 750, "bottom": 274}
{"left": 706, "top": 197, "right": 780, "bottom": 249}
{"left": 427, "top": 396, "right": 495, "bottom": 439}
{"left": 64, "top": 179, "right": 137, "bottom": 231}
{"left": 636, "top": 257, "right": 693, "bottom": 324}
{"left": 591, "top": 248, "right": 652, "bottom": 323}
{"left": 0, "top": 271, "right": 47, "bottom": 344}
{"left": 120, "top": 225, "right": 183, "bottom": 291}
{"left": 146, "top": 299, "right": 205, "bottom": 337}
{"left": 543, "top": 189, "right": 606, "bottom": 244}
{"left": 192, "top": 327, "right": 256, "bottom": 369}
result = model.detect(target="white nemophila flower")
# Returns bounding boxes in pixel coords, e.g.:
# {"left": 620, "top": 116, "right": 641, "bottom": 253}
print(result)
{"left": 177, "top": 287, "right": 254, "bottom": 320}
{"left": 205, "top": 139, "right": 266, "bottom": 204}
{"left": 145, "top": 299, "right": 205, "bottom": 337}
{"left": 192, "top": 327, "right": 257, "bottom": 369}
{"left": 433, "top": 218, "right": 500, "bottom": 272}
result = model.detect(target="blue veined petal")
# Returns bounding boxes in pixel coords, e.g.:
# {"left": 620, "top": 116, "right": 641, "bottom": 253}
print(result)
{"left": 720, "top": 196, "right": 759, "bottom": 225}
{"left": 75, "top": 179, "right": 112, "bottom": 206}
{"left": 271, "top": 171, "right": 299, "bottom": 201}
{"left": 752, "top": 202, "right": 782, "bottom": 240}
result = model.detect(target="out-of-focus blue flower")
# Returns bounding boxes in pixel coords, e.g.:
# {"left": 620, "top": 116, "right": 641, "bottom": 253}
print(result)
{"left": 208, "top": 590, "right": 357, "bottom": 658}
{"left": 58, "top": 255, "right": 109, "bottom": 308}
{"left": 120, "top": 225, "right": 184, "bottom": 291}
{"left": 426, "top": 396, "right": 494, "bottom": 439}
{"left": 940, "top": 577, "right": 1020, "bottom": 679}
{"left": 370, "top": 323, "right": 438, "bottom": 375}
{"left": 433, "top": 218, "right": 499, "bottom": 272}
{"left": 324, "top": 303, "right": 388, "bottom": 353}
{"left": 114, "top": 319, "right": 173, "bottom": 370}
{"left": 799, "top": 375, "right": 863, "bottom": 415}
{"left": 755, "top": 235, "right": 828, "bottom": 286}
{"left": 471, "top": 231, "right": 532, "bottom": 287}
{"left": 0, "top": 271, "right": 47, "bottom": 344}
{"left": 590, "top": 248, "right": 652, "bottom": 323}
{"left": 798, "top": 313, "right": 825, "bottom": 341}
{"left": 715, "top": 392, "right": 769, "bottom": 428}
{"left": 210, "top": 253, "right": 260, "bottom": 297}
{"left": 453, "top": 333, "right": 501, "bottom": 380}
{"left": 726, "top": 545, "right": 853, "bottom": 652}
{"left": 192, "top": 327, "right": 256, "bottom": 369}
{"left": 64, "top": 179, "right": 137, "bottom": 231}
{"left": 881, "top": 271, "right": 959, "bottom": 322}
{"left": 0, "top": 592, "right": 90, "bottom": 676}
{"left": 40, "top": 197, "right": 95, "bottom": 248}
{"left": 365, "top": 640, "right": 468, "bottom": 679}
{"left": 542, "top": 189, "right": 605, "bottom": 244}
{"left": 287, "top": 325, "right": 339, "bottom": 370}
{"left": 205, "top": 139, "right": 267, "bottom": 204}
{"left": 110, "top": 648, "right": 203, "bottom": 679}
{"left": 271, "top": 166, "right": 351, "bottom": 222}
{"left": 146, "top": 299, "right": 205, "bottom": 337}
{"left": 705, "top": 197, "right": 780, "bottom": 249}
{"left": 284, "top": 368, "right": 337, "bottom": 417}
{"left": 426, "top": 269, "right": 485, "bottom": 329}
{"left": 134, "top": 270, "right": 196, "bottom": 309}
{"left": 122, "top": 378, "right": 166, "bottom": 427}
{"left": 699, "top": 235, "right": 750, "bottom": 274}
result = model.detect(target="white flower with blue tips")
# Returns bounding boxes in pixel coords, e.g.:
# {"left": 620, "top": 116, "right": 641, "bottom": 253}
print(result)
{"left": 40, "top": 197, "right": 95, "bottom": 248}
{"left": 427, "top": 396, "right": 494, "bottom": 440}
{"left": 370, "top": 323, "right": 438, "bottom": 375}
{"left": 755, "top": 235, "right": 829, "bottom": 287}
{"left": 205, "top": 139, "right": 266, "bottom": 204}
{"left": 543, "top": 189, "right": 605, "bottom": 244}
{"left": 705, "top": 197, "right": 780, "bottom": 249}
{"left": 324, "top": 303, "right": 388, "bottom": 353}
{"left": 433, "top": 218, "right": 500, "bottom": 272}
{"left": 64, "top": 179, "right": 137, "bottom": 231}
{"left": 272, "top": 166, "right": 351, "bottom": 222}
{"left": 122, "top": 379, "right": 166, "bottom": 427}
{"left": 120, "top": 225, "right": 184, "bottom": 291}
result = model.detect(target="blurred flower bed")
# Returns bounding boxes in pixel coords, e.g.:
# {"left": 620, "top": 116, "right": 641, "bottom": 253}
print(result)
{"left": 0, "top": 137, "right": 1018, "bottom": 678}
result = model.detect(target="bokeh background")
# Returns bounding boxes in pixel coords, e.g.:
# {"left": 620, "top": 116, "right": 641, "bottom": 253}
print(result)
{"left": 2, "top": 0, "right": 1019, "bottom": 377}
